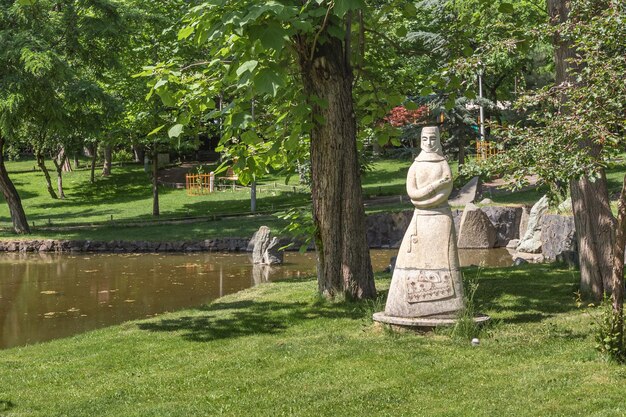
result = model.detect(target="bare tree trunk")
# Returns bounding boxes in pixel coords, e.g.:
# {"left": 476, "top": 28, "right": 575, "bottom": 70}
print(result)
{"left": 90, "top": 142, "right": 97, "bottom": 184}
{"left": 35, "top": 150, "right": 58, "bottom": 199}
{"left": 548, "top": 0, "right": 614, "bottom": 300}
{"left": 610, "top": 174, "right": 626, "bottom": 353}
{"left": 52, "top": 150, "right": 67, "bottom": 200}
{"left": 133, "top": 144, "right": 145, "bottom": 164}
{"left": 297, "top": 35, "right": 375, "bottom": 300}
{"left": 102, "top": 145, "right": 112, "bottom": 176}
{"left": 0, "top": 136, "right": 30, "bottom": 234}
{"left": 152, "top": 150, "right": 159, "bottom": 216}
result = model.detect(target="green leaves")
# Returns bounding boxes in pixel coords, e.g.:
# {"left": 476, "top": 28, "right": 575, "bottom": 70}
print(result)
{"left": 258, "top": 25, "right": 287, "bottom": 51}
{"left": 333, "top": 0, "right": 365, "bottom": 18}
{"left": 178, "top": 26, "right": 195, "bottom": 40}
{"left": 236, "top": 60, "right": 259, "bottom": 77}
{"left": 498, "top": 3, "right": 514, "bottom": 14}
{"left": 254, "top": 68, "right": 284, "bottom": 96}
{"left": 17, "top": 0, "right": 36, "bottom": 5}
{"left": 167, "top": 124, "right": 184, "bottom": 138}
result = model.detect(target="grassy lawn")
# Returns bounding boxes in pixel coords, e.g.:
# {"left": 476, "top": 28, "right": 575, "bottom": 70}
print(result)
{"left": 0, "top": 263, "right": 624, "bottom": 416}
{"left": 3, "top": 155, "right": 625, "bottom": 241}
{"left": 0, "top": 157, "right": 419, "bottom": 240}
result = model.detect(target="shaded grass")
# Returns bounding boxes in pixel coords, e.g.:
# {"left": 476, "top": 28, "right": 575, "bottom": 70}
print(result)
{"left": 1, "top": 264, "right": 624, "bottom": 416}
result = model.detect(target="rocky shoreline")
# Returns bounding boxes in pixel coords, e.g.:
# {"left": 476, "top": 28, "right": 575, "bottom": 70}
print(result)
{"left": 0, "top": 203, "right": 577, "bottom": 263}
{"left": 0, "top": 238, "right": 252, "bottom": 253}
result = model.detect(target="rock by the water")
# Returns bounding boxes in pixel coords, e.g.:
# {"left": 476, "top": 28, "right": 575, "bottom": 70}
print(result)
{"left": 457, "top": 203, "right": 497, "bottom": 249}
{"left": 263, "top": 236, "right": 284, "bottom": 265}
{"left": 366, "top": 211, "right": 412, "bottom": 248}
{"left": 481, "top": 206, "right": 523, "bottom": 247}
{"left": 478, "top": 198, "right": 493, "bottom": 205}
{"left": 541, "top": 214, "right": 577, "bottom": 264}
{"left": 248, "top": 226, "right": 283, "bottom": 265}
{"left": 506, "top": 239, "right": 520, "bottom": 249}
{"left": 449, "top": 176, "right": 481, "bottom": 206}
{"left": 557, "top": 197, "right": 573, "bottom": 214}
{"left": 513, "top": 257, "right": 529, "bottom": 266}
{"left": 517, "top": 195, "right": 549, "bottom": 253}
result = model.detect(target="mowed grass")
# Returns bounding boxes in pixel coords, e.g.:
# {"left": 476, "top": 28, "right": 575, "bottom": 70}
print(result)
{"left": 0, "top": 157, "right": 421, "bottom": 240}
{"left": 0, "top": 160, "right": 309, "bottom": 230}
{"left": 1, "top": 264, "right": 625, "bottom": 417}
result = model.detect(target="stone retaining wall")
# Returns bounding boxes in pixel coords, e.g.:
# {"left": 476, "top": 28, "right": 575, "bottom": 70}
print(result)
{"left": 0, "top": 238, "right": 251, "bottom": 253}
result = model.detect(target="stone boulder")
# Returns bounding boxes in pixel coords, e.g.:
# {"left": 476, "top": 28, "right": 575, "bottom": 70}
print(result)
{"left": 481, "top": 206, "right": 523, "bottom": 247}
{"left": 449, "top": 176, "right": 481, "bottom": 206}
{"left": 517, "top": 195, "right": 549, "bottom": 253}
{"left": 248, "top": 226, "right": 283, "bottom": 265}
{"left": 365, "top": 210, "right": 412, "bottom": 248}
{"left": 263, "top": 237, "right": 284, "bottom": 265}
{"left": 541, "top": 214, "right": 577, "bottom": 265}
{"left": 457, "top": 203, "right": 497, "bottom": 249}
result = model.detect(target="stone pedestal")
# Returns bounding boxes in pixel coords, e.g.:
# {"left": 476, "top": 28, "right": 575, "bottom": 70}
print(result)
{"left": 373, "top": 312, "right": 490, "bottom": 331}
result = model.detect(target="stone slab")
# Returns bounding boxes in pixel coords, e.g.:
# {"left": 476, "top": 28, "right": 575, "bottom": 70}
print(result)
{"left": 373, "top": 311, "right": 490, "bottom": 329}
{"left": 449, "top": 176, "right": 481, "bottom": 206}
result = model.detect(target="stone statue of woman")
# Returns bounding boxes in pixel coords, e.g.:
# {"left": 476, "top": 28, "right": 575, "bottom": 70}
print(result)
{"left": 382, "top": 126, "right": 464, "bottom": 319}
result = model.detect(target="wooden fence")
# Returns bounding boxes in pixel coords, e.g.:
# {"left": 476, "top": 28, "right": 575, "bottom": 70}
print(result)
{"left": 186, "top": 173, "right": 214, "bottom": 195}
{"left": 475, "top": 141, "right": 500, "bottom": 162}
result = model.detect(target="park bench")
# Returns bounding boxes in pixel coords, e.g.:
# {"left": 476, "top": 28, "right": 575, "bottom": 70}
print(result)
{"left": 219, "top": 167, "right": 239, "bottom": 190}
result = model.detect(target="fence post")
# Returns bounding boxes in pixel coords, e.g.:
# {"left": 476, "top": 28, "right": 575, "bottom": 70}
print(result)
{"left": 209, "top": 172, "right": 215, "bottom": 193}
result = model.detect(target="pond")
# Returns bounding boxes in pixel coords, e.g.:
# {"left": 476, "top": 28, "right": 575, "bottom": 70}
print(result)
{"left": 0, "top": 248, "right": 513, "bottom": 349}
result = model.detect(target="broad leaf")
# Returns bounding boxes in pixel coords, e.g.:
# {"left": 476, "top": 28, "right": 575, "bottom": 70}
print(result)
{"left": 254, "top": 68, "right": 284, "bottom": 96}
{"left": 168, "top": 124, "right": 184, "bottom": 138}
{"left": 333, "top": 0, "right": 365, "bottom": 18}
{"left": 236, "top": 60, "right": 259, "bottom": 77}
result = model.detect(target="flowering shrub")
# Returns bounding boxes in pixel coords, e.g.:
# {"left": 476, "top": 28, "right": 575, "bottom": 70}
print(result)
{"left": 384, "top": 105, "right": 429, "bottom": 127}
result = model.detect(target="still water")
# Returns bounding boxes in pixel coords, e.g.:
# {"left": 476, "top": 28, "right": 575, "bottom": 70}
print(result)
{"left": 0, "top": 248, "right": 512, "bottom": 349}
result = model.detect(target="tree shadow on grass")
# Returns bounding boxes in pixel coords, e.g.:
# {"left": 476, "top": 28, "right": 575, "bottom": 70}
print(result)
{"left": 0, "top": 400, "right": 15, "bottom": 415}
{"left": 470, "top": 264, "right": 580, "bottom": 325}
{"left": 137, "top": 298, "right": 366, "bottom": 343}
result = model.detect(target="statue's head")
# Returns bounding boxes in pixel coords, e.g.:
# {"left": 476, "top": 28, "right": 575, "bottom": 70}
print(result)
{"left": 420, "top": 126, "right": 441, "bottom": 153}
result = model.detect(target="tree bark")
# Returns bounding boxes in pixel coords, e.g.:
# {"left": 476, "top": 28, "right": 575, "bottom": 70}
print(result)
{"left": 90, "top": 142, "right": 97, "bottom": 184}
{"left": 548, "top": 0, "right": 614, "bottom": 300}
{"left": 297, "top": 35, "right": 375, "bottom": 300}
{"left": 102, "top": 145, "right": 112, "bottom": 176}
{"left": 152, "top": 150, "right": 159, "bottom": 216}
{"left": 35, "top": 150, "right": 58, "bottom": 199}
{"left": 133, "top": 144, "right": 145, "bottom": 164}
{"left": 570, "top": 174, "right": 615, "bottom": 298}
{"left": 610, "top": 174, "right": 626, "bottom": 353}
{"left": 52, "top": 149, "right": 67, "bottom": 200}
{"left": 0, "top": 136, "right": 30, "bottom": 234}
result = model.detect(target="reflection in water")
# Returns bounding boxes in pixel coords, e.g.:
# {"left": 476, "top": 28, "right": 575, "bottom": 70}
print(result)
{"left": 0, "top": 248, "right": 511, "bottom": 349}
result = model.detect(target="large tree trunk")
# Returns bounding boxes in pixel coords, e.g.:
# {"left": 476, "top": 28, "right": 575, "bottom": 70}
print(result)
{"left": 102, "top": 145, "right": 112, "bottom": 176}
{"left": 610, "top": 174, "right": 626, "bottom": 353}
{"left": 570, "top": 175, "right": 615, "bottom": 298}
{"left": 152, "top": 150, "right": 159, "bottom": 216}
{"left": 297, "top": 36, "right": 375, "bottom": 300}
{"left": 35, "top": 150, "right": 58, "bottom": 199}
{"left": 0, "top": 136, "right": 30, "bottom": 234}
{"left": 548, "top": 0, "right": 614, "bottom": 300}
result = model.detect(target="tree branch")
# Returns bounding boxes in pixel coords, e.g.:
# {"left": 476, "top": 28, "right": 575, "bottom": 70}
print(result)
{"left": 309, "top": 1, "right": 333, "bottom": 63}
